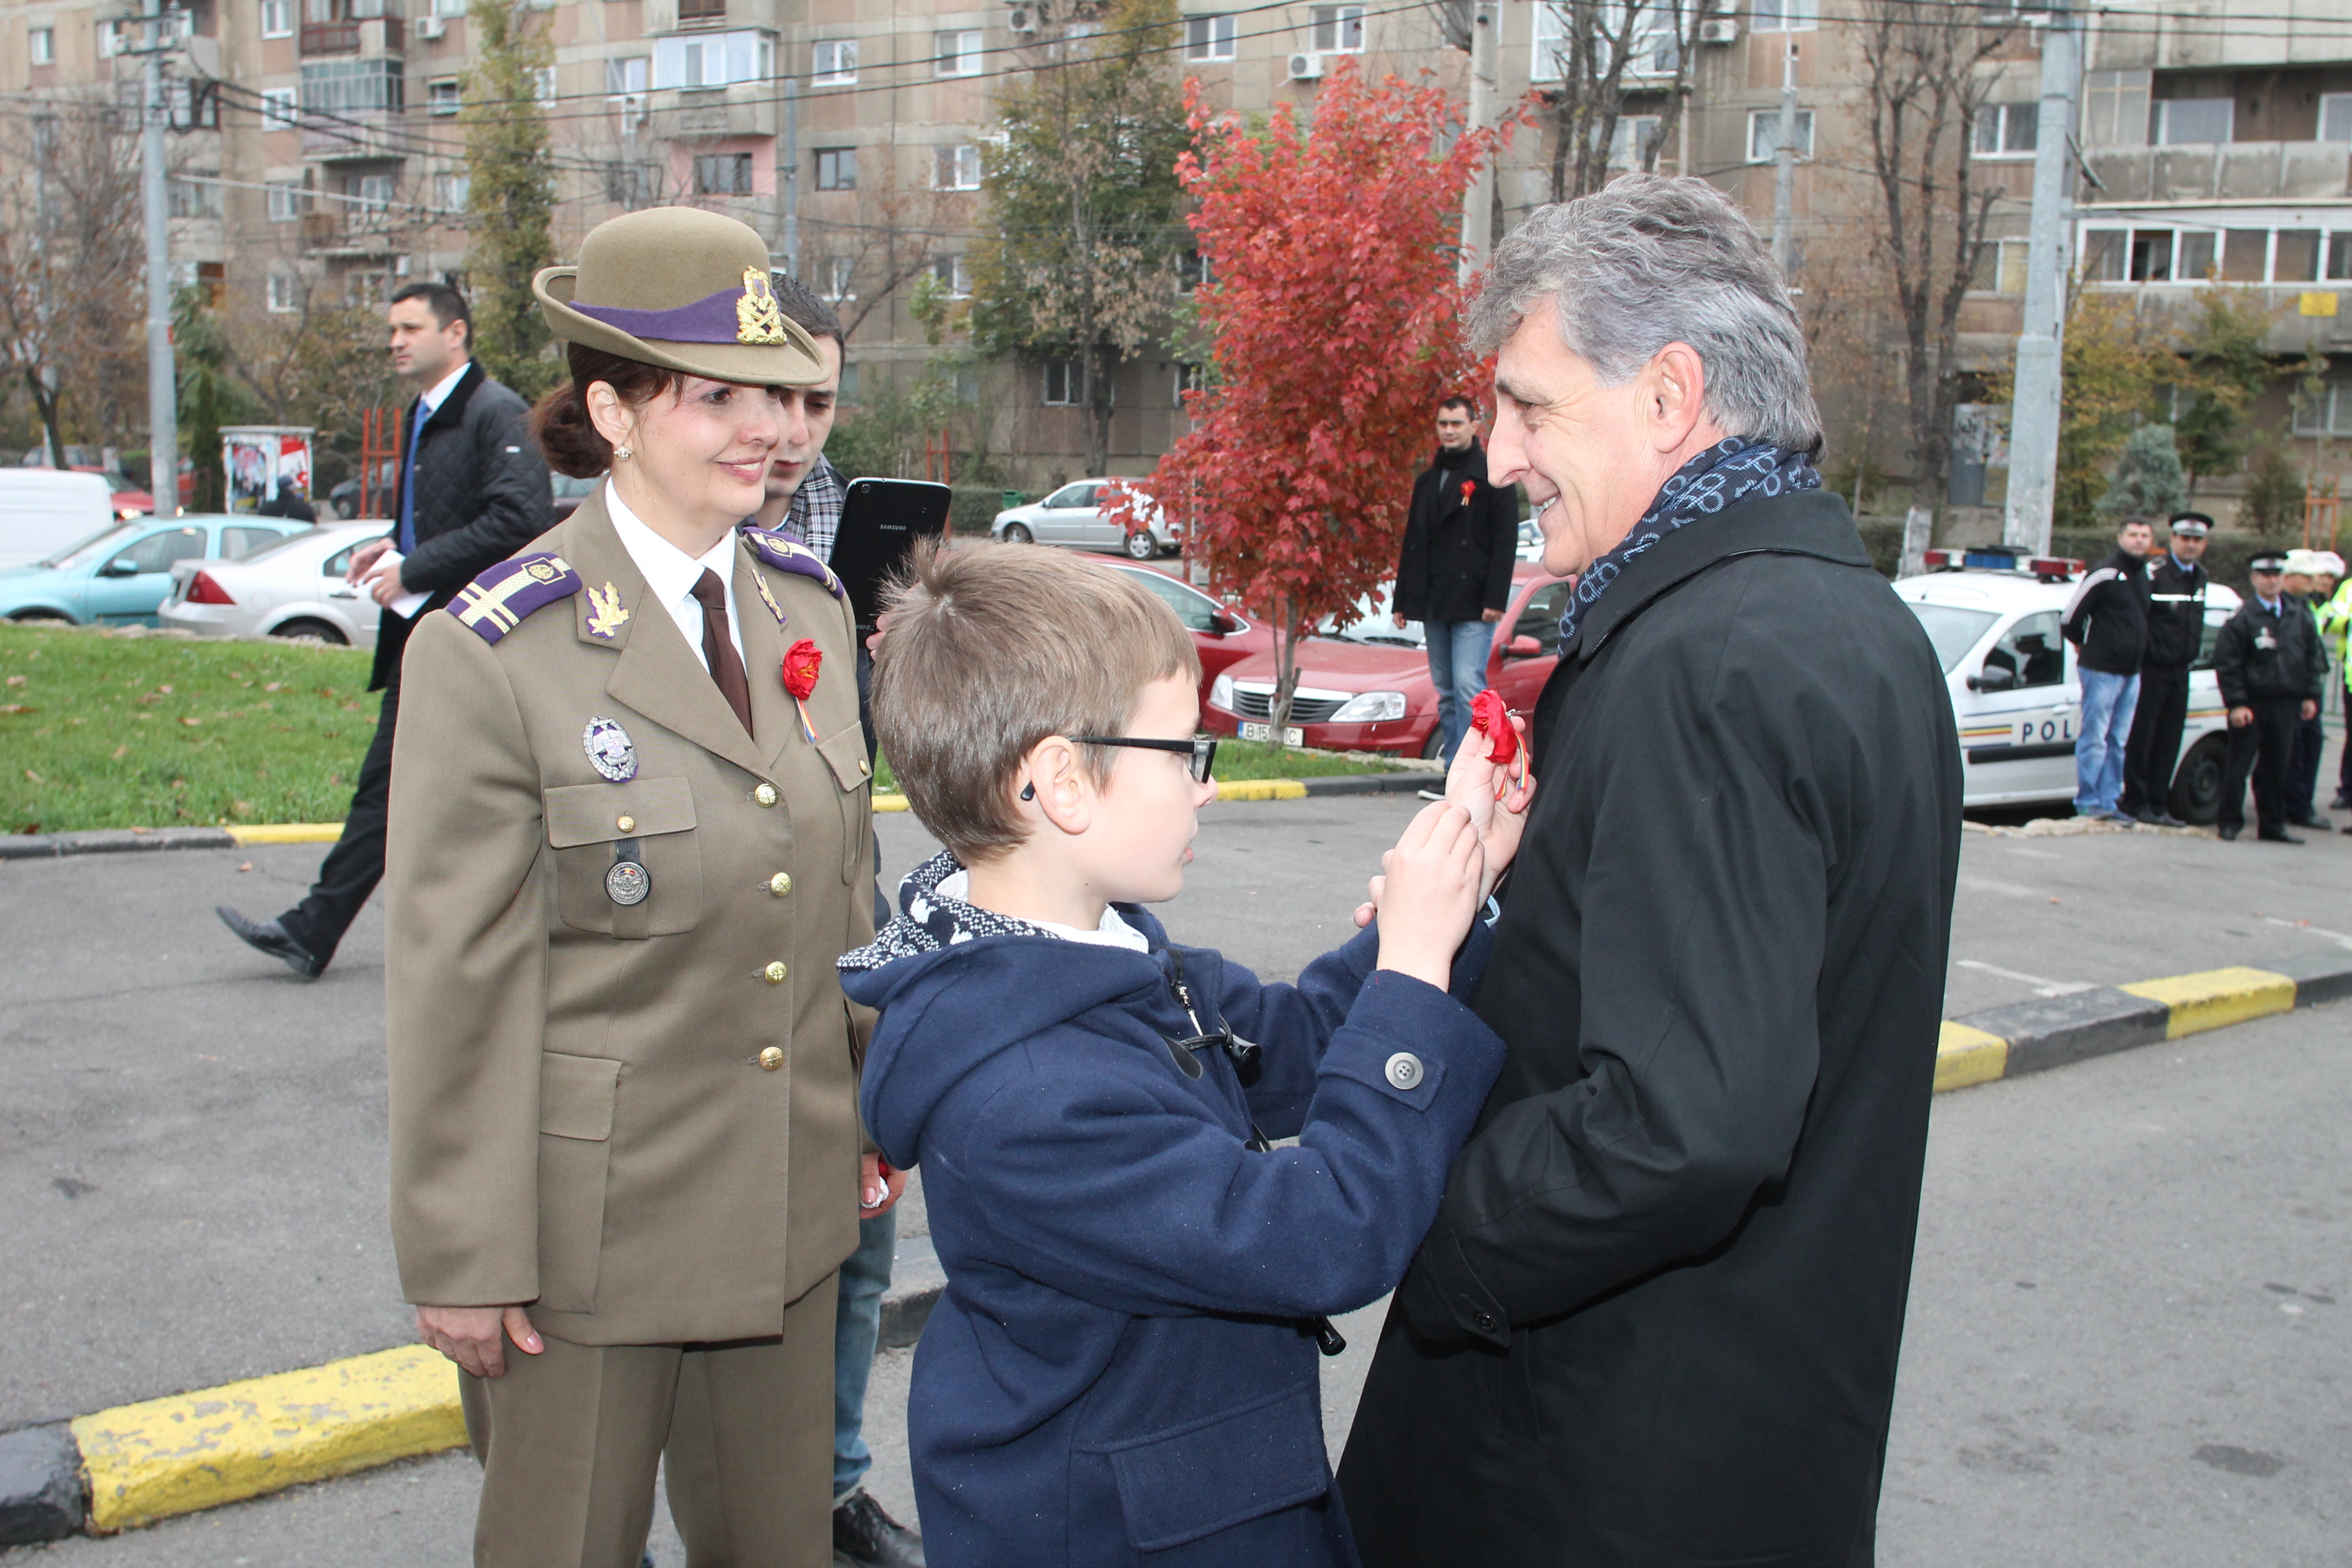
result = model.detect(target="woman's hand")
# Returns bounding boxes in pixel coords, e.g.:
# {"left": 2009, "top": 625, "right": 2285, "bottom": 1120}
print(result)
{"left": 416, "top": 1304, "right": 541, "bottom": 1378}
{"left": 860, "top": 1151, "right": 907, "bottom": 1216}
{"left": 1373, "top": 803, "right": 1485, "bottom": 988}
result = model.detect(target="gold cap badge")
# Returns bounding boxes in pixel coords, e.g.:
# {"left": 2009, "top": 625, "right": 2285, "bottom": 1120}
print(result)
{"left": 737, "top": 268, "right": 787, "bottom": 346}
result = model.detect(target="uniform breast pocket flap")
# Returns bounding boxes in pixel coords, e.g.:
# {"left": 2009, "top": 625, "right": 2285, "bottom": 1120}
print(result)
{"left": 813, "top": 719, "right": 872, "bottom": 884}
{"left": 545, "top": 776, "right": 704, "bottom": 937}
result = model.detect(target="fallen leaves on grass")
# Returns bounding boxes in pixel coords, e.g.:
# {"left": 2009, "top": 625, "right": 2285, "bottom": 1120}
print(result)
{"left": 110, "top": 744, "right": 127, "bottom": 760}
{"left": 24, "top": 769, "right": 43, "bottom": 783}
{"left": 4, "top": 674, "right": 24, "bottom": 687}
{"left": 0, "top": 704, "right": 32, "bottom": 716}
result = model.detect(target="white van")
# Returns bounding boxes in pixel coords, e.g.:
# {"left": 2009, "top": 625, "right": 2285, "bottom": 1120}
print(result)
{"left": 0, "top": 471, "right": 116, "bottom": 570}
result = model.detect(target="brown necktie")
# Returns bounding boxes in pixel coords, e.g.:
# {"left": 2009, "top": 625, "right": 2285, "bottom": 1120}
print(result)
{"left": 689, "top": 568, "right": 754, "bottom": 736}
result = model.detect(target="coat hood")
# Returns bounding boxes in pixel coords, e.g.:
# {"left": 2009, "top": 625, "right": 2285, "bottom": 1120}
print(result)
{"left": 840, "top": 851, "right": 1177, "bottom": 1168}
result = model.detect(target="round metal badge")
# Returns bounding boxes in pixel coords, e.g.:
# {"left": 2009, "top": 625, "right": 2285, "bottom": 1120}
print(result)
{"left": 583, "top": 716, "right": 638, "bottom": 782}
{"left": 606, "top": 859, "right": 651, "bottom": 906}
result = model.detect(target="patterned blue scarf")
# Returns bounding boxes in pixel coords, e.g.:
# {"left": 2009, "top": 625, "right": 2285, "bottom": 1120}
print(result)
{"left": 1557, "top": 438, "right": 1821, "bottom": 647}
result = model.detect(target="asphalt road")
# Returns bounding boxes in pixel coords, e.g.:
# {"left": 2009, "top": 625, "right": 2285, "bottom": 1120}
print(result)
{"left": 6, "top": 790, "right": 2351, "bottom": 1561}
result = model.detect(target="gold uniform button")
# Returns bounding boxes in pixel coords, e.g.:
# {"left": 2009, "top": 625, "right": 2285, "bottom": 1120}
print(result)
{"left": 769, "top": 872, "right": 793, "bottom": 897}
{"left": 616, "top": 814, "right": 636, "bottom": 833}
{"left": 759, "top": 1046, "right": 785, "bottom": 1071}
{"left": 764, "top": 961, "right": 788, "bottom": 984}
{"left": 753, "top": 783, "right": 778, "bottom": 807}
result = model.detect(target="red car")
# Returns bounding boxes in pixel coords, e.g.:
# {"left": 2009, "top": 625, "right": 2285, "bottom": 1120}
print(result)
{"left": 1094, "top": 560, "right": 1274, "bottom": 707}
{"left": 1202, "top": 564, "right": 1573, "bottom": 758}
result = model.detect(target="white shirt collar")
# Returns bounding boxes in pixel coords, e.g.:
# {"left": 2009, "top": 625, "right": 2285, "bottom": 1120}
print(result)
{"left": 933, "top": 869, "right": 1152, "bottom": 952}
{"left": 603, "top": 481, "right": 743, "bottom": 672}
{"left": 416, "top": 360, "right": 470, "bottom": 417}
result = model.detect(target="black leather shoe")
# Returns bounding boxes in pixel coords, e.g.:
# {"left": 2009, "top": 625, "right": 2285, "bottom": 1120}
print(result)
{"left": 2218, "top": 823, "right": 2242, "bottom": 841}
{"left": 2258, "top": 830, "right": 2306, "bottom": 845}
{"left": 834, "top": 1489, "right": 925, "bottom": 1568}
{"left": 2331, "top": 794, "right": 2350, "bottom": 811}
{"left": 2290, "top": 812, "right": 2333, "bottom": 830}
{"left": 216, "top": 906, "right": 325, "bottom": 977}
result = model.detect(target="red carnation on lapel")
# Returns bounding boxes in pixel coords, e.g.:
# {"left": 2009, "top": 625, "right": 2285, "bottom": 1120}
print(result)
{"left": 1460, "top": 478, "right": 1476, "bottom": 506}
{"left": 782, "top": 639, "right": 822, "bottom": 700}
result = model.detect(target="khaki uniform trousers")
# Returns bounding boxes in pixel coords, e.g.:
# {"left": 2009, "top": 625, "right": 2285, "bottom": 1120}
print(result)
{"left": 460, "top": 1275, "right": 836, "bottom": 1568}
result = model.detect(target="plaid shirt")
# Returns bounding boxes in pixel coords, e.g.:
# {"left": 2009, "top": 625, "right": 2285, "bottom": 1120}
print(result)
{"left": 781, "top": 455, "right": 846, "bottom": 564}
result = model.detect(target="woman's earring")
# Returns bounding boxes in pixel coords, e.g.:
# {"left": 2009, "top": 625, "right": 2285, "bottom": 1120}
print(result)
{"left": 1019, "top": 782, "right": 1036, "bottom": 801}
{"left": 613, "top": 445, "right": 633, "bottom": 461}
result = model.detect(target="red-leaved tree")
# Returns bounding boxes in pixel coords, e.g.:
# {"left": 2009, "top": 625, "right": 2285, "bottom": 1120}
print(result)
{"left": 1114, "top": 62, "right": 1500, "bottom": 742}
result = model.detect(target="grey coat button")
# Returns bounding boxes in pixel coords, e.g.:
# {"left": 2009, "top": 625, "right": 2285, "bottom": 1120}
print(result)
{"left": 1384, "top": 1052, "right": 1424, "bottom": 1091}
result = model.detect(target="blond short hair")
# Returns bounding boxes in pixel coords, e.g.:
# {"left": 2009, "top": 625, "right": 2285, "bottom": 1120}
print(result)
{"left": 874, "top": 543, "right": 1202, "bottom": 862}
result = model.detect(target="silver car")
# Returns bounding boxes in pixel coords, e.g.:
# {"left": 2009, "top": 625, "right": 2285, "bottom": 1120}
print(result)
{"left": 992, "top": 478, "right": 1179, "bottom": 560}
{"left": 159, "top": 521, "right": 389, "bottom": 647}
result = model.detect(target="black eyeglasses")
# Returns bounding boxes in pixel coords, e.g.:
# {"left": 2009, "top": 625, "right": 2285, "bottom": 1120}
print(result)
{"left": 1073, "top": 734, "right": 1218, "bottom": 784}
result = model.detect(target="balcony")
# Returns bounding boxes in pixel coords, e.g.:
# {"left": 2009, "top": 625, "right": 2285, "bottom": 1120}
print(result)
{"left": 301, "top": 15, "right": 404, "bottom": 56}
{"left": 2087, "top": 141, "right": 2350, "bottom": 204}
{"left": 302, "top": 106, "right": 407, "bottom": 160}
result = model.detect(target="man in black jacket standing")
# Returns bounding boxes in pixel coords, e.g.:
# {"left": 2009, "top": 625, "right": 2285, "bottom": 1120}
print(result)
{"left": 2214, "top": 551, "right": 2328, "bottom": 843}
{"left": 2119, "top": 511, "right": 2209, "bottom": 825}
{"left": 1340, "top": 177, "right": 1961, "bottom": 1568}
{"left": 2060, "top": 516, "right": 2152, "bottom": 823}
{"left": 219, "top": 281, "right": 551, "bottom": 975}
{"left": 1392, "top": 395, "right": 1518, "bottom": 761}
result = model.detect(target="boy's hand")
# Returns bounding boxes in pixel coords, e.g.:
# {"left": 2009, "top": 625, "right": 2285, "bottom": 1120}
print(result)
{"left": 1352, "top": 873, "right": 1385, "bottom": 929}
{"left": 860, "top": 1151, "right": 907, "bottom": 1216}
{"left": 1444, "top": 707, "right": 1534, "bottom": 900}
{"left": 1374, "top": 802, "right": 1484, "bottom": 989}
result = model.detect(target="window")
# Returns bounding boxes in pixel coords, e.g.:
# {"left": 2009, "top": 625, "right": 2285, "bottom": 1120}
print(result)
{"left": 651, "top": 31, "right": 774, "bottom": 90}
{"left": 933, "top": 254, "right": 971, "bottom": 296}
{"left": 606, "top": 56, "right": 646, "bottom": 95}
{"left": 1974, "top": 101, "right": 2037, "bottom": 157}
{"left": 2322, "top": 93, "right": 2352, "bottom": 144}
{"left": 837, "top": 362, "right": 859, "bottom": 404}
{"left": 2153, "top": 97, "right": 2231, "bottom": 146}
{"left": 825, "top": 256, "right": 855, "bottom": 301}
{"left": 1606, "top": 114, "right": 1662, "bottom": 169}
{"left": 694, "top": 152, "right": 754, "bottom": 194}
{"left": 1981, "top": 612, "right": 2066, "bottom": 690}
{"left": 222, "top": 526, "right": 283, "bottom": 558}
{"left": 426, "top": 77, "right": 460, "bottom": 113}
{"left": 2222, "top": 228, "right": 2267, "bottom": 281}
{"left": 532, "top": 66, "right": 554, "bottom": 103}
{"left": 2293, "top": 379, "right": 2352, "bottom": 437}
{"left": 1042, "top": 360, "right": 1080, "bottom": 405}
{"left": 1178, "top": 249, "right": 1211, "bottom": 293}
{"left": 261, "top": 86, "right": 298, "bottom": 126}
{"left": 934, "top": 143, "right": 981, "bottom": 190}
{"left": 1511, "top": 582, "right": 1573, "bottom": 657}
{"left": 812, "top": 39, "right": 856, "bottom": 83}
{"left": 1746, "top": 108, "right": 1814, "bottom": 162}
{"left": 1310, "top": 4, "right": 1363, "bottom": 52}
{"left": 677, "top": 0, "right": 724, "bottom": 20}
{"left": 168, "top": 175, "right": 223, "bottom": 219}
{"left": 117, "top": 527, "right": 208, "bottom": 575}
{"left": 2328, "top": 233, "right": 2352, "bottom": 282}
{"left": 1751, "top": 0, "right": 1817, "bottom": 31}
{"left": 260, "top": 0, "right": 291, "bottom": 34}
{"left": 30, "top": 24, "right": 56, "bottom": 62}
{"left": 934, "top": 29, "right": 981, "bottom": 77}
{"left": 2176, "top": 230, "right": 2217, "bottom": 280}
{"left": 433, "top": 0, "right": 466, "bottom": 14}
{"left": 300, "top": 58, "right": 403, "bottom": 116}
{"left": 1185, "top": 14, "right": 1234, "bottom": 60}
{"left": 2081, "top": 68, "right": 2150, "bottom": 148}
{"left": 350, "top": 172, "right": 394, "bottom": 213}
{"left": 814, "top": 146, "right": 854, "bottom": 190}
{"left": 954, "top": 367, "right": 979, "bottom": 404}
{"left": 434, "top": 171, "right": 468, "bottom": 209}
{"left": 98, "top": 19, "right": 130, "bottom": 56}
{"left": 2127, "top": 228, "right": 2171, "bottom": 281}
{"left": 2080, "top": 228, "right": 2124, "bottom": 281}
{"left": 267, "top": 179, "right": 302, "bottom": 220}
{"left": 1175, "top": 361, "right": 1205, "bottom": 400}
{"left": 2275, "top": 229, "right": 2320, "bottom": 284}
{"left": 268, "top": 274, "right": 299, "bottom": 313}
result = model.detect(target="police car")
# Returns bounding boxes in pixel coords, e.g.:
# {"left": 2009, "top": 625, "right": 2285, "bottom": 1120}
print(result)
{"left": 1895, "top": 546, "right": 2239, "bottom": 821}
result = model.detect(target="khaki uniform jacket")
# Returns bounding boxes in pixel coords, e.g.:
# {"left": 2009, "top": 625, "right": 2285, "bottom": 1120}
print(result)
{"left": 385, "top": 491, "right": 875, "bottom": 1346}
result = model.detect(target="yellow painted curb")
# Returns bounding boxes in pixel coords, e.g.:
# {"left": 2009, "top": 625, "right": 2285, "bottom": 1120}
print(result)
{"left": 1216, "top": 778, "right": 1309, "bottom": 802}
{"left": 225, "top": 823, "right": 344, "bottom": 846}
{"left": 2120, "top": 966, "right": 2296, "bottom": 1039}
{"left": 873, "top": 793, "right": 910, "bottom": 814}
{"left": 1934, "top": 1020, "right": 2008, "bottom": 1092}
{"left": 72, "top": 1345, "right": 465, "bottom": 1533}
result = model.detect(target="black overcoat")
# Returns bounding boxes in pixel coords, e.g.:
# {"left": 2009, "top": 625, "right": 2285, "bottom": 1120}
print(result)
{"left": 1338, "top": 489, "right": 1963, "bottom": 1567}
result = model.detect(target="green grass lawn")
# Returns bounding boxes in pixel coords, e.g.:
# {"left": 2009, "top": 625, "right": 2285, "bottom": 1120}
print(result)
{"left": 1, "top": 625, "right": 381, "bottom": 835}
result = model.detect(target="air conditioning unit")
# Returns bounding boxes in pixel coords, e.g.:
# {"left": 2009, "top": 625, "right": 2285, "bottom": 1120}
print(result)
{"left": 1698, "top": 18, "right": 1739, "bottom": 42}
{"left": 1287, "top": 51, "right": 1325, "bottom": 81}
{"left": 413, "top": 15, "right": 445, "bottom": 38}
{"left": 1006, "top": 7, "right": 1038, "bottom": 32}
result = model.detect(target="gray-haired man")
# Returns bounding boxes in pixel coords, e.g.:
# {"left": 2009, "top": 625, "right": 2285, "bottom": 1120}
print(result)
{"left": 1339, "top": 176, "right": 1962, "bottom": 1567}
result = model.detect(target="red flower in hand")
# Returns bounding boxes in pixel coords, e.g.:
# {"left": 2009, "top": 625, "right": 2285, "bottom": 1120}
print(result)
{"left": 1460, "top": 478, "right": 1476, "bottom": 506}
{"left": 782, "top": 639, "right": 823, "bottom": 701}
{"left": 1469, "top": 688, "right": 1517, "bottom": 767}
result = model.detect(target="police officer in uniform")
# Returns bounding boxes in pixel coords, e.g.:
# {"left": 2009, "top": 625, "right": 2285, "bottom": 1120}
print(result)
{"left": 2119, "top": 510, "right": 2210, "bottom": 825}
{"left": 384, "top": 207, "right": 887, "bottom": 1567}
{"left": 2213, "top": 551, "right": 2328, "bottom": 843}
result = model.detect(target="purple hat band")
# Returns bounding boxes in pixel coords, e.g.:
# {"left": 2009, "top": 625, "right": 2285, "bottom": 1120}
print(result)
{"left": 569, "top": 284, "right": 748, "bottom": 345}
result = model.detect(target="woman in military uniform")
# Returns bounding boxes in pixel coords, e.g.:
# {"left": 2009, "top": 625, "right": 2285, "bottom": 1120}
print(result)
{"left": 383, "top": 205, "right": 888, "bottom": 1567}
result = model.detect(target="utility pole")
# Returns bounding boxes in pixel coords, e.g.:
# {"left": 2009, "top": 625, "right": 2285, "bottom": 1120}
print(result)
{"left": 137, "top": 0, "right": 179, "bottom": 515}
{"left": 1772, "top": 37, "right": 1798, "bottom": 273}
{"left": 1458, "top": 0, "right": 1497, "bottom": 283}
{"left": 2002, "top": 2, "right": 2081, "bottom": 555}
{"left": 781, "top": 74, "right": 799, "bottom": 278}
{"left": 31, "top": 113, "right": 59, "bottom": 467}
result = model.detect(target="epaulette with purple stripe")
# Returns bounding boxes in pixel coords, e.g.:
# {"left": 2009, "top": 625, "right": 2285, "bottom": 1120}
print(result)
{"left": 448, "top": 552, "right": 582, "bottom": 644}
{"left": 738, "top": 525, "right": 846, "bottom": 600}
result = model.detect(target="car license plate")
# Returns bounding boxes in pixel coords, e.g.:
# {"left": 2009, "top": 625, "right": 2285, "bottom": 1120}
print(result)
{"left": 1238, "top": 721, "right": 1304, "bottom": 747}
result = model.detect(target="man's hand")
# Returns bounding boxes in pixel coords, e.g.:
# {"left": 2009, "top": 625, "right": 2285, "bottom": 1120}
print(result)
{"left": 1481, "top": 608, "right": 1503, "bottom": 623}
{"left": 416, "top": 1304, "right": 541, "bottom": 1379}
{"left": 860, "top": 1151, "right": 907, "bottom": 1216}
{"left": 345, "top": 537, "right": 393, "bottom": 585}
{"left": 1442, "top": 708, "right": 1535, "bottom": 898}
{"left": 2303, "top": 699, "right": 2320, "bottom": 721}
{"left": 2229, "top": 706, "right": 2254, "bottom": 728}
{"left": 361, "top": 553, "right": 409, "bottom": 607}
{"left": 1392, "top": 612, "right": 1407, "bottom": 630}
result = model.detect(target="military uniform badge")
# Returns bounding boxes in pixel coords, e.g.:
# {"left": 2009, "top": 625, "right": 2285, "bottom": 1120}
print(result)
{"left": 737, "top": 268, "right": 788, "bottom": 346}
{"left": 451, "top": 552, "right": 583, "bottom": 644}
{"left": 584, "top": 716, "right": 638, "bottom": 782}
{"left": 738, "top": 525, "right": 846, "bottom": 600}
{"left": 586, "top": 581, "right": 630, "bottom": 640}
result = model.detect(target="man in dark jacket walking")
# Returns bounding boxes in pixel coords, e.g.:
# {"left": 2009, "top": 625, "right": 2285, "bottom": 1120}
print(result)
{"left": 218, "top": 281, "right": 551, "bottom": 976}
{"left": 1392, "top": 395, "right": 1518, "bottom": 761}
{"left": 1338, "top": 176, "right": 1962, "bottom": 1568}
{"left": 2061, "top": 516, "right": 2152, "bottom": 822}
{"left": 2119, "top": 511, "right": 2209, "bottom": 825}
{"left": 2214, "top": 551, "right": 2328, "bottom": 843}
